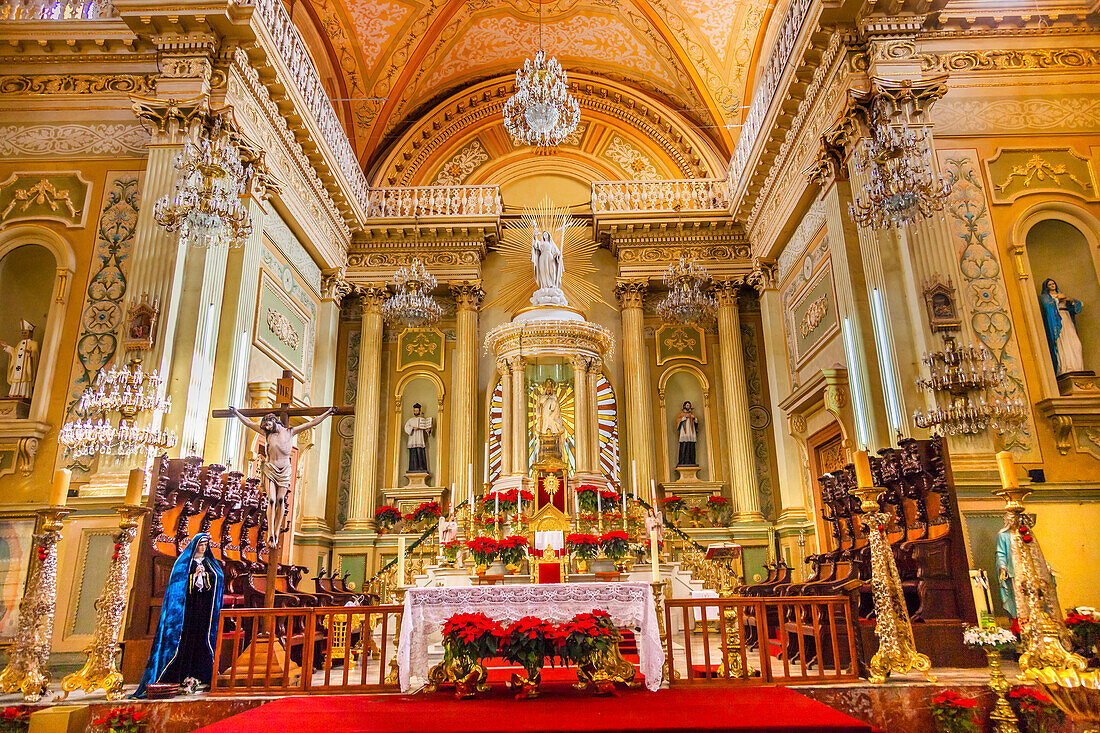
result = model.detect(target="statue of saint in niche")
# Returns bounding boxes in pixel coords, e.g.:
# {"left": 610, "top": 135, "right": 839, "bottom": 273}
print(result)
{"left": 532, "top": 378, "right": 565, "bottom": 461}
{"left": 530, "top": 230, "right": 567, "bottom": 307}
{"left": 1038, "top": 278, "right": 1087, "bottom": 375}
{"left": 1, "top": 319, "right": 38, "bottom": 400}
{"left": 676, "top": 401, "right": 699, "bottom": 467}
{"left": 404, "top": 403, "right": 433, "bottom": 474}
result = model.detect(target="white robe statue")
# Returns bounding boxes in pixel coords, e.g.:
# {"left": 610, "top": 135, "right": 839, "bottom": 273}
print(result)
{"left": 531, "top": 230, "right": 567, "bottom": 307}
{"left": 1, "top": 320, "right": 38, "bottom": 400}
{"left": 533, "top": 378, "right": 564, "bottom": 436}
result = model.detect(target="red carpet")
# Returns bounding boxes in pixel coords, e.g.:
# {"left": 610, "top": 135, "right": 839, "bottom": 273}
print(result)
{"left": 196, "top": 684, "right": 875, "bottom": 732}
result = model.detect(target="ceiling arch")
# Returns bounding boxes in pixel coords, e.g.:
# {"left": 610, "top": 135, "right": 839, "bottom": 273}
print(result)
{"left": 291, "top": 0, "right": 775, "bottom": 172}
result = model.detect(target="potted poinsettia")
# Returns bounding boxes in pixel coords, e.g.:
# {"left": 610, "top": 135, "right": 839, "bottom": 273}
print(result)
{"left": 575, "top": 485, "right": 601, "bottom": 514}
{"left": 566, "top": 533, "right": 600, "bottom": 572}
{"left": 0, "top": 707, "right": 30, "bottom": 733}
{"left": 556, "top": 610, "right": 620, "bottom": 695}
{"left": 441, "top": 539, "right": 462, "bottom": 564}
{"left": 599, "top": 488, "right": 620, "bottom": 514}
{"left": 662, "top": 495, "right": 686, "bottom": 518}
{"left": 412, "top": 500, "right": 441, "bottom": 526}
{"left": 441, "top": 612, "right": 503, "bottom": 699}
{"left": 1008, "top": 686, "right": 1065, "bottom": 733}
{"left": 374, "top": 505, "right": 402, "bottom": 533}
{"left": 929, "top": 690, "right": 979, "bottom": 733}
{"left": 92, "top": 707, "right": 148, "bottom": 733}
{"left": 500, "top": 616, "right": 557, "bottom": 698}
{"left": 498, "top": 535, "right": 529, "bottom": 573}
{"left": 706, "top": 495, "right": 730, "bottom": 524}
{"left": 600, "top": 531, "right": 630, "bottom": 563}
{"left": 465, "top": 537, "right": 499, "bottom": 573}
{"left": 1066, "top": 606, "right": 1100, "bottom": 664}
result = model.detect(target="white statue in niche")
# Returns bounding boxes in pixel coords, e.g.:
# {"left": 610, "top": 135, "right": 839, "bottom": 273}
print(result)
{"left": 530, "top": 229, "right": 567, "bottom": 307}
{"left": 533, "top": 378, "right": 565, "bottom": 436}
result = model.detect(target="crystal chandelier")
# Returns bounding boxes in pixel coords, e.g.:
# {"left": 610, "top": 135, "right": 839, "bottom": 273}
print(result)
{"left": 153, "top": 115, "right": 253, "bottom": 248}
{"left": 912, "top": 336, "right": 1027, "bottom": 436}
{"left": 848, "top": 114, "right": 952, "bottom": 230}
{"left": 655, "top": 255, "right": 718, "bottom": 324}
{"left": 381, "top": 258, "right": 444, "bottom": 327}
{"left": 60, "top": 358, "right": 176, "bottom": 458}
{"left": 502, "top": 1, "right": 579, "bottom": 148}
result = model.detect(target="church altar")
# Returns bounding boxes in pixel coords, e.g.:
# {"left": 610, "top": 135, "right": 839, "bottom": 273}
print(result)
{"left": 398, "top": 582, "right": 663, "bottom": 692}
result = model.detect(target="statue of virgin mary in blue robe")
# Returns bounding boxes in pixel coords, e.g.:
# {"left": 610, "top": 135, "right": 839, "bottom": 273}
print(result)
{"left": 134, "top": 532, "right": 224, "bottom": 697}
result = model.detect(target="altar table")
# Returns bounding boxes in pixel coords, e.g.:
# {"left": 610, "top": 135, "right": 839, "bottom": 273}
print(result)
{"left": 398, "top": 581, "right": 663, "bottom": 691}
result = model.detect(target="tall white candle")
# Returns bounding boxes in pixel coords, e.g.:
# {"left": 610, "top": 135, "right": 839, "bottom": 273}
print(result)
{"left": 467, "top": 462, "right": 473, "bottom": 508}
{"left": 650, "top": 528, "right": 660, "bottom": 583}
{"left": 450, "top": 483, "right": 456, "bottom": 515}
{"left": 483, "top": 443, "right": 490, "bottom": 484}
{"left": 597, "top": 489, "right": 602, "bottom": 515}
{"left": 495, "top": 490, "right": 499, "bottom": 516}
{"left": 397, "top": 536, "right": 406, "bottom": 586}
{"left": 650, "top": 479, "right": 657, "bottom": 505}
{"left": 621, "top": 481, "right": 627, "bottom": 515}
{"left": 631, "top": 459, "right": 638, "bottom": 502}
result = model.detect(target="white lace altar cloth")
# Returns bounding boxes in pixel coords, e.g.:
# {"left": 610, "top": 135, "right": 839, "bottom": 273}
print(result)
{"left": 398, "top": 581, "right": 662, "bottom": 691}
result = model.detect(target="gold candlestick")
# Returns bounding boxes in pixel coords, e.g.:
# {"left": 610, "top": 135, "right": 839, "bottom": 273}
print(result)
{"left": 60, "top": 505, "right": 149, "bottom": 700}
{"left": 0, "top": 507, "right": 69, "bottom": 701}
{"left": 384, "top": 585, "right": 407, "bottom": 685}
{"left": 848, "top": 477, "right": 934, "bottom": 684}
{"left": 985, "top": 647, "right": 1021, "bottom": 733}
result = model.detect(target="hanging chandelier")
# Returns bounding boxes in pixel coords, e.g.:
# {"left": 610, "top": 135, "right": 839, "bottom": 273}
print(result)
{"left": 60, "top": 358, "right": 176, "bottom": 458}
{"left": 153, "top": 115, "right": 253, "bottom": 248}
{"left": 912, "top": 336, "right": 1027, "bottom": 436}
{"left": 381, "top": 258, "right": 444, "bottom": 327}
{"left": 655, "top": 255, "right": 718, "bottom": 324}
{"left": 848, "top": 115, "right": 952, "bottom": 231}
{"left": 502, "top": 1, "right": 579, "bottom": 148}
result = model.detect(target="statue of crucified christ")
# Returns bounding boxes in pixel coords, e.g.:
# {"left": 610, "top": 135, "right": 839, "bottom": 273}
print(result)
{"left": 229, "top": 406, "right": 337, "bottom": 548}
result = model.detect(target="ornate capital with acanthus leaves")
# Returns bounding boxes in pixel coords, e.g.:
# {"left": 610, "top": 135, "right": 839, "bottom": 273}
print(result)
{"left": 451, "top": 280, "right": 484, "bottom": 311}
{"left": 322, "top": 268, "right": 355, "bottom": 305}
{"left": 714, "top": 278, "right": 745, "bottom": 307}
{"left": 357, "top": 284, "right": 388, "bottom": 314}
{"left": 747, "top": 258, "right": 778, "bottom": 294}
{"left": 130, "top": 94, "right": 208, "bottom": 145}
{"left": 614, "top": 278, "right": 648, "bottom": 309}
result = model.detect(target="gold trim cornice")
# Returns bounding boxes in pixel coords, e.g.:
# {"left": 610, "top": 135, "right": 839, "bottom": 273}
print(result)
{"left": 0, "top": 74, "right": 156, "bottom": 95}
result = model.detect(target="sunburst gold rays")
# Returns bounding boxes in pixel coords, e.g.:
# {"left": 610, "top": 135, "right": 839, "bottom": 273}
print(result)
{"left": 486, "top": 197, "right": 606, "bottom": 316}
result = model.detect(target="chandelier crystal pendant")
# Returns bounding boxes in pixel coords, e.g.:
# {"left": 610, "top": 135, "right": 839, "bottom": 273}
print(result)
{"left": 502, "top": 0, "right": 579, "bottom": 147}
{"left": 912, "top": 336, "right": 1028, "bottom": 436}
{"left": 848, "top": 116, "right": 953, "bottom": 231}
{"left": 153, "top": 116, "right": 253, "bottom": 249}
{"left": 60, "top": 358, "right": 176, "bottom": 459}
{"left": 381, "top": 258, "right": 444, "bottom": 327}
{"left": 655, "top": 255, "right": 718, "bottom": 324}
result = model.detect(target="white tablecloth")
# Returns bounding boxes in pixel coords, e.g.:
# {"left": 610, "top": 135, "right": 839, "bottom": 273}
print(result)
{"left": 398, "top": 581, "right": 662, "bottom": 691}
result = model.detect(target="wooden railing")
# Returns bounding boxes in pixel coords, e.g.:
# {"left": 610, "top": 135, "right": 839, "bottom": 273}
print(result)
{"left": 663, "top": 595, "right": 862, "bottom": 685}
{"left": 210, "top": 604, "right": 403, "bottom": 695}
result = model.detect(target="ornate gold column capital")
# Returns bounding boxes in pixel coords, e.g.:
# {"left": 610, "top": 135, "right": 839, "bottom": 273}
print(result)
{"left": 322, "top": 267, "right": 355, "bottom": 305}
{"left": 450, "top": 280, "right": 485, "bottom": 310}
{"left": 357, "top": 283, "right": 388, "bottom": 313}
{"left": 714, "top": 278, "right": 745, "bottom": 307}
{"left": 746, "top": 258, "right": 777, "bottom": 294}
{"left": 130, "top": 94, "right": 208, "bottom": 145}
{"left": 614, "top": 278, "right": 648, "bottom": 309}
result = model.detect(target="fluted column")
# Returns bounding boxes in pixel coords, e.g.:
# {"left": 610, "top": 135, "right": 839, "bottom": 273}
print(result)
{"left": 571, "top": 356, "right": 590, "bottom": 473}
{"left": 615, "top": 279, "right": 655, "bottom": 500}
{"left": 715, "top": 280, "right": 764, "bottom": 522}
{"left": 510, "top": 358, "right": 527, "bottom": 475}
{"left": 450, "top": 281, "right": 484, "bottom": 502}
{"left": 498, "top": 360, "right": 513, "bottom": 476}
{"left": 586, "top": 359, "right": 602, "bottom": 474}
{"left": 346, "top": 286, "right": 386, "bottom": 531}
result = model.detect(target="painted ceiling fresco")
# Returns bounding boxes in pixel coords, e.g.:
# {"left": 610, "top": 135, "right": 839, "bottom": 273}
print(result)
{"left": 297, "top": 0, "right": 776, "bottom": 171}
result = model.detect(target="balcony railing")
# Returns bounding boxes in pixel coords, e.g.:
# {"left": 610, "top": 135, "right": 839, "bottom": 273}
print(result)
{"left": 591, "top": 179, "right": 731, "bottom": 214}
{"left": 365, "top": 185, "right": 502, "bottom": 219}
{"left": 0, "top": 0, "right": 114, "bottom": 18}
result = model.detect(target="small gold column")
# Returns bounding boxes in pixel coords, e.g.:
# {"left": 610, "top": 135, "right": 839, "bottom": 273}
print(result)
{"left": 715, "top": 281, "right": 764, "bottom": 522}
{"left": 450, "top": 282, "right": 484, "bottom": 501}
{"left": 616, "top": 279, "right": 655, "bottom": 498}
{"left": 510, "top": 357, "right": 527, "bottom": 476}
{"left": 587, "top": 359, "right": 602, "bottom": 473}
{"left": 572, "top": 356, "right": 590, "bottom": 473}
{"left": 498, "top": 359, "right": 513, "bottom": 476}
{"left": 346, "top": 286, "right": 387, "bottom": 531}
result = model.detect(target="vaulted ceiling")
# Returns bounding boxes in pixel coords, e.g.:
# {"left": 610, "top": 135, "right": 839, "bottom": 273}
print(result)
{"left": 290, "top": 0, "right": 777, "bottom": 179}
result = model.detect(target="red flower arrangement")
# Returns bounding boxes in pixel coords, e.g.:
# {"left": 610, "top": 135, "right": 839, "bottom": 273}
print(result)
{"left": 575, "top": 485, "right": 602, "bottom": 513}
{"left": 929, "top": 690, "right": 979, "bottom": 733}
{"left": 375, "top": 505, "right": 402, "bottom": 529}
{"left": 91, "top": 706, "right": 148, "bottom": 733}
{"left": 566, "top": 533, "right": 601, "bottom": 560}
{"left": 498, "top": 535, "right": 530, "bottom": 567}
{"left": 442, "top": 540, "right": 462, "bottom": 562}
{"left": 466, "top": 537, "right": 499, "bottom": 566}
{"left": 1008, "top": 686, "right": 1064, "bottom": 732}
{"left": 441, "top": 612, "right": 504, "bottom": 683}
{"left": 706, "top": 496, "right": 729, "bottom": 508}
{"left": 555, "top": 610, "right": 618, "bottom": 667}
{"left": 0, "top": 707, "right": 30, "bottom": 733}
{"left": 1065, "top": 607, "right": 1100, "bottom": 660}
{"left": 599, "top": 531, "right": 630, "bottom": 561}
{"left": 500, "top": 617, "right": 558, "bottom": 695}
{"left": 412, "top": 500, "right": 442, "bottom": 523}
{"left": 662, "top": 495, "right": 686, "bottom": 513}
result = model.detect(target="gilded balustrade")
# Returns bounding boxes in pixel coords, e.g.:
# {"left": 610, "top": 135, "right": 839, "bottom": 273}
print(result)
{"left": 591, "top": 179, "right": 730, "bottom": 213}
{"left": 365, "top": 185, "right": 503, "bottom": 219}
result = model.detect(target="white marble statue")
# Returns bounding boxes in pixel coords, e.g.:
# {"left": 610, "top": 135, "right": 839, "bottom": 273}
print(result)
{"left": 531, "top": 229, "right": 567, "bottom": 307}
{"left": 1, "top": 320, "right": 38, "bottom": 400}
{"left": 533, "top": 378, "right": 564, "bottom": 436}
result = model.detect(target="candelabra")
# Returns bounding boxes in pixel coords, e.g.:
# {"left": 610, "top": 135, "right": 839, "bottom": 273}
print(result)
{"left": 384, "top": 585, "right": 407, "bottom": 686}
{"left": 0, "top": 507, "right": 69, "bottom": 701}
{"left": 381, "top": 258, "right": 443, "bottom": 327}
{"left": 60, "top": 505, "right": 148, "bottom": 700}
{"left": 848, "top": 476, "right": 934, "bottom": 683}
{"left": 655, "top": 255, "right": 718, "bottom": 325}
{"left": 913, "top": 335, "right": 1027, "bottom": 436}
{"left": 650, "top": 580, "right": 671, "bottom": 685}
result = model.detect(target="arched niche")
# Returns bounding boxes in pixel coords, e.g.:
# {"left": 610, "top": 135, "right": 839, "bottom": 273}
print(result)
{"left": 657, "top": 364, "right": 714, "bottom": 483}
{"left": 0, "top": 225, "right": 75, "bottom": 425}
{"left": 1011, "top": 202, "right": 1100, "bottom": 396}
{"left": 391, "top": 370, "right": 446, "bottom": 488}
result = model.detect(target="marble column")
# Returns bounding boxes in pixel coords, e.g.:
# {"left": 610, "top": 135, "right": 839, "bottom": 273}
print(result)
{"left": 586, "top": 359, "right": 602, "bottom": 475}
{"left": 615, "top": 279, "right": 655, "bottom": 501}
{"left": 498, "top": 360, "right": 513, "bottom": 476}
{"left": 345, "top": 286, "right": 386, "bottom": 531}
{"left": 510, "top": 358, "right": 527, "bottom": 476}
{"left": 450, "top": 281, "right": 484, "bottom": 502}
{"left": 715, "top": 280, "right": 764, "bottom": 522}
{"left": 571, "top": 356, "right": 590, "bottom": 474}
